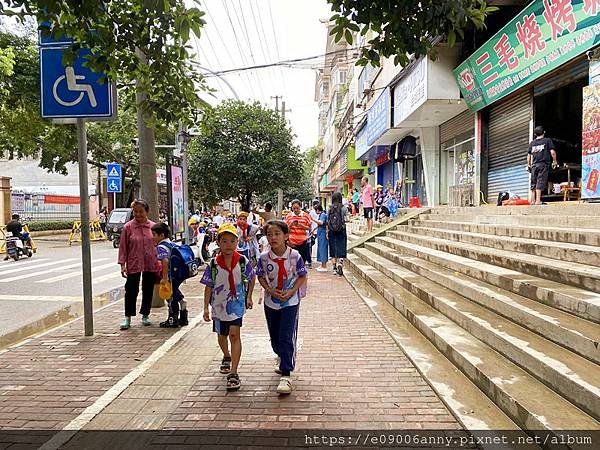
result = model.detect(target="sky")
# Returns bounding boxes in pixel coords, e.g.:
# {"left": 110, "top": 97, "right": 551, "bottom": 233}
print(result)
{"left": 190, "top": 0, "right": 333, "bottom": 151}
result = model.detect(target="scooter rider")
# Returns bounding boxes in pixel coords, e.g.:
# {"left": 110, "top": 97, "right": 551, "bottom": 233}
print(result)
{"left": 4, "top": 214, "right": 32, "bottom": 260}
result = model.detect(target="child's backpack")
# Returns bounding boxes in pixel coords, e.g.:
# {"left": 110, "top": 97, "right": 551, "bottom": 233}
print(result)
{"left": 327, "top": 205, "right": 345, "bottom": 233}
{"left": 210, "top": 256, "right": 249, "bottom": 295}
{"left": 163, "top": 242, "right": 199, "bottom": 282}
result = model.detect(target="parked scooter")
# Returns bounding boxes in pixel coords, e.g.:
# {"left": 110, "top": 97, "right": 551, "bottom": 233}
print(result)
{"left": 5, "top": 232, "right": 33, "bottom": 261}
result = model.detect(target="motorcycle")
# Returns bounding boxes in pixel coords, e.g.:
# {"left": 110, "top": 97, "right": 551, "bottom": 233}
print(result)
{"left": 5, "top": 232, "right": 33, "bottom": 261}
{"left": 106, "top": 208, "right": 133, "bottom": 249}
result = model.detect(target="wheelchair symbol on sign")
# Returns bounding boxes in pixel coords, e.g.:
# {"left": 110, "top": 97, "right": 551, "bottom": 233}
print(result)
{"left": 108, "top": 180, "right": 119, "bottom": 191}
{"left": 52, "top": 66, "right": 97, "bottom": 108}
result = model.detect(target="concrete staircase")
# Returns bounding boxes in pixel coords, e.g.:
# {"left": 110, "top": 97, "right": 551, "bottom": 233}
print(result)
{"left": 346, "top": 204, "right": 600, "bottom": 434}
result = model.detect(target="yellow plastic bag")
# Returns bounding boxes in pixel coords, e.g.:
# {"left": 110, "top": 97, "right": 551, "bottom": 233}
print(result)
{"left": 159, "top": 280, "right": 172, "bottom": 300}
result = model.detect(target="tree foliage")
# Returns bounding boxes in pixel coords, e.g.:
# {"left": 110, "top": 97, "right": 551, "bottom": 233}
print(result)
{"left": 188, "top": 100, "right": 303, "bottom": 211}
{"left": 1, "top": 0, "right": 208, "bottom": 125}
{"left": 0, "top": 29, "right": 175, "bottom": 188}
{"left": 327, "top": 0, "right": 498, "bottom": 66}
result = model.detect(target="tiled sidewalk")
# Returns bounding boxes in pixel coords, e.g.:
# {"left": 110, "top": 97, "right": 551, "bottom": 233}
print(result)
{"left": 1, "top": 269, "right": 462, "bottom": 449}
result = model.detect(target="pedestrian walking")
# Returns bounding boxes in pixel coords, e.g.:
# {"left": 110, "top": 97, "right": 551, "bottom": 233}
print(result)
{"left": 284, "top": 199, "right": 313, "bottom": 264}
{"left": 328, "top": 191, "right": 348, "bottom": 276}
{"left": 236, "top": 211, "right": 260, "bottom": 266}
{"left": 99, "top": 207, "right": 108, "bottom": 233}
{"left": 257, "top": 202, "right": 276, "bottom": 224}
{"left": 361, "top": 176, "right": 375, "bottom": 232}
{"left": 314, "top": 204, "right": 329, "bottom": 272}
{"left": 528, "top": 126, "right": 558, "bottom": 205}
{"left": 308, "top": 201, "right": 320, "bottom": 268}
{"left": 352, "top": 188, "right": 360, "bottom": 216}
{"left": 151, "top": 222, "right": 188, "bottom": 328}
{"left": 202, "top": 223, "right": 255, "bottom": 391}
{"left": 117, "top": 199, "right": 159, "bottom": 330}
{"left": 256, "top": 220, "right": 308, "bottom": 394}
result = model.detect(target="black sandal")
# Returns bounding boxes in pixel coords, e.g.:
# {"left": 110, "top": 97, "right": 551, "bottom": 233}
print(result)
{"left": 220, "top": 356, "right": 232, "bottom": 374}
{"left": 226, "top": 373, "right": 241, "bottom": 391}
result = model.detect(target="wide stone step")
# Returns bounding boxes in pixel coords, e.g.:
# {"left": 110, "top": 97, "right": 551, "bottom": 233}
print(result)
{"left": 346, "top": 253, "right": 600, "bottom": 432}
{"left": 351, "top": 248, "right": 600, "bottom": 421}
{"left": 374, "top": 235, "right": 600, "bottom": 323}
{"left": 419, "top": 213, "right": 600, "bottom": 230}
{"left": 412, "top": 219, "right": 600, "bottom": 247}
{"left": 404, "top": 225, "right": 600, "bottom": 266}
{"left": 428, "top": 204, "right": 600, "bottom": 217}
{"left": 365, "top": 241, "right": 600, "bottom": 364}
{"left": 386, "top": 230, "right": 600, "bottom": 294}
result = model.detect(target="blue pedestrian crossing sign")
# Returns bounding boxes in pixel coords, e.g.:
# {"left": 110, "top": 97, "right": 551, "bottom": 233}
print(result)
{"left": 40, "top": 47, "right": 115, "bottom": 119}
{"left": 107, "top": 163, "right": 122, "bottom": 193}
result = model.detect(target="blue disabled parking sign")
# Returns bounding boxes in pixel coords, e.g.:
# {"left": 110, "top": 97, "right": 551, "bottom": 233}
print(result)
{"left": 40, "top": 47, "right": 114, "bottom": 119}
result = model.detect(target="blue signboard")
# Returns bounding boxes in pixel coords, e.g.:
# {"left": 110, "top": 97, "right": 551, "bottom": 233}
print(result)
{"left": 106, "top": 163, "right": 122, "bottom": 193}
{"left": 355, "top": 125, "right": 369, "bottom": 160}
{"left": 40, "top": 47, "right": 114, "bottom": 119}
{"left": 366, "top": 87, "right": 390, "bottom": 146}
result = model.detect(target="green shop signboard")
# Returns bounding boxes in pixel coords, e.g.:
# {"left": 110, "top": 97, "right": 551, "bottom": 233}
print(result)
{"left": 454, "top": 0, "right": 600, "bottom": 111}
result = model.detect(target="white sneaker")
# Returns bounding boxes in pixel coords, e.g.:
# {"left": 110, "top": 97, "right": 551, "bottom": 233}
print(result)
{"left": 274, "top": 357, "right": 282, "bottom": 374}
{"left": 316, "top": 267, "right": 328, "bottom": 272}
{"left": 277, "top": 376, "right": 292, "bottom": 394}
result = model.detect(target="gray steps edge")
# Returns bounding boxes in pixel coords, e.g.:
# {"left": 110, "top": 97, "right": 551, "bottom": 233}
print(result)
{"left": 365, "top": 241, "right": 600, "bottom": 365}
{"left": 346, "top": 269, "right": 522, "bottom": 432}
{"left": 386, "top": 229, "right": 600, "bottom": 294}
{"left": 353, "top": 247, "right": 600, "bottom": 421}
{"left": 419, "top": 214, "right": 600, "bottom": 230}
{"left": 427, "top": 205, "right": 600, "bottom": 217}
{"left": 345, "top": 253, "right": 600, "bottom": 432}
{"left": 404, "top": 225, "right": 600, "bottom": 266}
{"left": 411, "top": 219, "right": 600, "bottom": 247}
{"left": 375, "top": 234, "right": 600, "bottom": 324}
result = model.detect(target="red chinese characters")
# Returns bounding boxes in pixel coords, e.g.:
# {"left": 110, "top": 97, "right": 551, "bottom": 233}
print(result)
{"left": 494, "top": 34, "right": 520, "bottom": 71}
{"left": 516, "top": 13, "right": 546, "bottom": 59}
{"left": 542, "top": 0, "right": 577, "bottom": 41}
{"left": 583, "top": 0, "right": 600, "bottom": 15}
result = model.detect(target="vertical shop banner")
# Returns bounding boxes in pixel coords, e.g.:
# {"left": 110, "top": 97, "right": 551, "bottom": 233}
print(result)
{"left": 582, "top": 84, "right": 600, "bottom": 199}
{"left": 455, "top": 0, "right": 600, "bottom": 111}
{"left": 366, "top": 88, "right": 390, "bottom": 146}
{"left": 170, "top": 165, "right": 185, "bottom": 234}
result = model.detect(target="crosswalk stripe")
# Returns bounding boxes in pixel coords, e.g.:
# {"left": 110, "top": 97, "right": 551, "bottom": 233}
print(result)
{"left": 0, "top": 294, "right": 82, "bottom": 302}
{"left": 0, "top": 258, "right": 49, "bottom": 272}
{"left": 93, "top": 272, "right": 123, "bottom": 284}
{"left": 0, "top": 258, "right": 109, "bottom": 283}
{"left": 0, "top": 258, "right": 78, "bottom": 276}
{"left": 38, "top": 262, "right": 118, "bottom": 283}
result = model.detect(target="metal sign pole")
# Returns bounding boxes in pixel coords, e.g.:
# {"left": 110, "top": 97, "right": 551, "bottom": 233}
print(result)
{"left": 77, "top": 118, "right": 94, "bottom": 336}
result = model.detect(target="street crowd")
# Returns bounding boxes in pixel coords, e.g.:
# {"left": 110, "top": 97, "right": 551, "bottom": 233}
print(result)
{"left": 114, "top": 176, "right": 384, "bottom": 395}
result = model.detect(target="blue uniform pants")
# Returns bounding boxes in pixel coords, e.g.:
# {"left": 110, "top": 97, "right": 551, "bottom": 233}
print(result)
{"left": 264, "top": 304, "right": 299, "bottom": 376}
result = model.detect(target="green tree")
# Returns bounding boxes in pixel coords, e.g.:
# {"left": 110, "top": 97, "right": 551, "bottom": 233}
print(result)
{"left": 188, "top": 100, "right": 303, "bottom": 212}
{"left": 1, "top": 0, "right": 207, "bottom": 124}
{"left": 327, "top": 0, "right": 498, "bottom": 66}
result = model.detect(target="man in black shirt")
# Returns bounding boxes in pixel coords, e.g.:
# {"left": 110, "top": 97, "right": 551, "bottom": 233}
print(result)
{"left": 527, "top": 126, "right": 558, "bottom": 205}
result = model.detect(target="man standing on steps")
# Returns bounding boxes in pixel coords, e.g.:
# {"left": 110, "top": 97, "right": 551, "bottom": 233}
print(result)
{"left": 528, "top": 126, "right": 558, "bottom": 205}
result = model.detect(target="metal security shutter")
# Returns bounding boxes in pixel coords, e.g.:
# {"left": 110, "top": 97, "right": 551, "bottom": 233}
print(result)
{"left": 487, "top": 90, "right": 532, "bottom": 201}
{"left": 534, "top": 58, "right": 588, "bottom": 97}
{"left": 440, "top": 109, "right": 475, "bottom": 143}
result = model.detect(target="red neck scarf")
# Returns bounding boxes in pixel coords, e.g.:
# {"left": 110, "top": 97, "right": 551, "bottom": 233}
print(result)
{"left": 216, "top": 251, "right": 242, "bottom": 299}
{"left": 237, "top": 221, "right": 249, "bottom": 239}
{"left": 270, "top": 250, "right": 288, "bottom": 290}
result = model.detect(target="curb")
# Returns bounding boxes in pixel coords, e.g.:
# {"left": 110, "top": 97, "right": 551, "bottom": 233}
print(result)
{"left": 0, "top": 287, "right": 125, "bottom": 350}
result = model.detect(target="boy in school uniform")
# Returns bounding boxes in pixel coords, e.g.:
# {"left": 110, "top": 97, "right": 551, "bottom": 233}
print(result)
{"left": 202, "top": 223, "right": 255, "bottom": 390}
{"left": 256, "top": 219, "right": 308, "bottom": 395}
{"left": 151, "top": 222, "right": 188, "bottom": 328}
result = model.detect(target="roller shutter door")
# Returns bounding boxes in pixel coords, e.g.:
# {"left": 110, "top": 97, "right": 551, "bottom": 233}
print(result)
{"left": 487, "top": 90, "right": 532, "bottom": 201}
{"left": 440, "top": 109, "right": 475, "bottom": 143}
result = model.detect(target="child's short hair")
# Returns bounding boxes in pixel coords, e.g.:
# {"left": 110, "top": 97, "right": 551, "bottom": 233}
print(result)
{"left": 151, "top": 222, "right": 170, "bottom": 238}
{"left": 264, "top": 219, "right": 289, "bottom": 235}
{"left": 315, "top": 204, "right": 323, "bottom": 213}
{"left": 291, "top": 199, "right": 301, "bottom": 206}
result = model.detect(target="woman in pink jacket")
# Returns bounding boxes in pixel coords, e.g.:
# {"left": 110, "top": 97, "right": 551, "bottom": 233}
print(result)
{"left": 117, "top": 199, "right": 159, "bottom": 330}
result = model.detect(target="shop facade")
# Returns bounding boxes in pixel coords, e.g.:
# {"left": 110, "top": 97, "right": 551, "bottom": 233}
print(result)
{"left": 454, "top": 0, "right": 600, "bottom": 203}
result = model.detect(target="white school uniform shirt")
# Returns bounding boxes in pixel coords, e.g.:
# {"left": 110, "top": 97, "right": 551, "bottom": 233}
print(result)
{"left": 256, "top": 248, "right": 307, "bottom": 310}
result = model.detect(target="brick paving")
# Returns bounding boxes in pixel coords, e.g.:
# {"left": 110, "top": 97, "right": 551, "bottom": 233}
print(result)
{"left": 163, "top": 270, "right": 460, "bottom": 432}
{"left": 0, "top": 268, "right": 463, "bottom": 448}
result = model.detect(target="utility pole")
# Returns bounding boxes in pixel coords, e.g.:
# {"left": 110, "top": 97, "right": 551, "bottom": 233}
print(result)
{"left": 136, "top": 49, "right": 159, "bottom": 221}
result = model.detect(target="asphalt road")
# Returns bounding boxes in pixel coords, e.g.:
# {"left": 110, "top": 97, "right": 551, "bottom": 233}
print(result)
{"left": 0, "top": 237, "right": 125, "bottom": 343}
